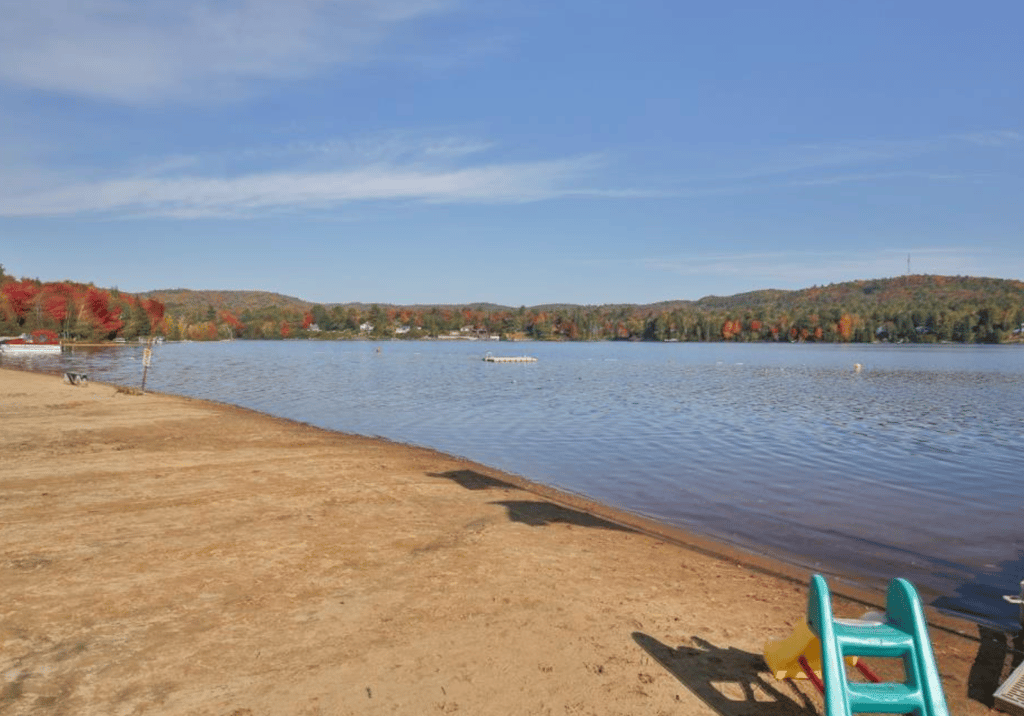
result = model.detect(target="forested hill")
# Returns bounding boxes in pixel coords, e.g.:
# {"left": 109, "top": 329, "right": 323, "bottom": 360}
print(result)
{"left": 139, "top": 289, "right": 312, "bottom": 317}
{"left": 140, "top": 274, "right": 1024, "bottom": 343}
{"left": 712, "top": 275, "right": 1024, "bottom": 311}
{"left": 4, "top": 267, "right": 1022, "bottom": 343}
{"left": 145, "top": 276, "right": 1024, "bottom": 315}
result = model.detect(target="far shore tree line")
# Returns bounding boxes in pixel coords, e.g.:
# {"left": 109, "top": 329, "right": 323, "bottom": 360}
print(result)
{"left": 3, "top": 266, "right": 1023, "bottom": 345}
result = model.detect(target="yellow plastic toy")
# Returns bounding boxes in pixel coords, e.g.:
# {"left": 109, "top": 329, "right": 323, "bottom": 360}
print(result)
{"left": 765, "top": 620, "right": 825, "bottom": 680}
{"left": 764, "top": 620, "right": 862, "bottom": 682}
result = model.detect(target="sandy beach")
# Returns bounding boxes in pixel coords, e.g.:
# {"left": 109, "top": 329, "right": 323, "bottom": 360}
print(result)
{"left": 1, "top": 367, "right": 1018, "bottom": 715}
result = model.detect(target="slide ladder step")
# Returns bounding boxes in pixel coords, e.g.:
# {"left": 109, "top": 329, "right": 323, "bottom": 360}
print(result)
{"left": 846, "top": 682, "right": 921, "bottom": 714}
{"left": 832, "top": 622, "right": 915, "bottom": 657}
{"left": 807, "top": 574, "right": 949, "bottom": 716}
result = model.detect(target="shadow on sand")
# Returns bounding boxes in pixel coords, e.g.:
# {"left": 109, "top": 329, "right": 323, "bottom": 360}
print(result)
{"left": 633, "top": 633, "right": 818, "bottom": 716}
{"left": 430, "top": 469, "right": 633, "bottom": 532}
{"left": 428, "top": 469, "right": 522, "bottom": 491}
{"left": 491, "top": 500, "right": 633, "bottom": 531}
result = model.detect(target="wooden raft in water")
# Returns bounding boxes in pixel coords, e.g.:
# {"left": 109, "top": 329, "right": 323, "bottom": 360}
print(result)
{"left": 483, "top": 354, "right": 537, "bottom": 363}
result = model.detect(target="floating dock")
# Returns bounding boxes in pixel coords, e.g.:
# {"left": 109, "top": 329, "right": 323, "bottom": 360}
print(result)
{"left": 483, "top": 354, "right": 537, "bottom": 363}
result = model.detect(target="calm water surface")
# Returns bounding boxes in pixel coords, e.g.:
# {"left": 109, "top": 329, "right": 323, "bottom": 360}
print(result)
{"left": 6, "top": 340, "right": 1023, "bottom": 629}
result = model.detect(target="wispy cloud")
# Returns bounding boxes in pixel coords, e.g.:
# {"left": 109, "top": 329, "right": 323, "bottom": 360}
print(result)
{"left": 672, "top": 130, "right": 1021, "bottom": 196}
{"left": 0, "top": 151, "right": 653, "bottom": 218}
{"left": 0, "top": 0, "right": 459, "bottom": 104}
{"left": 639, "top": 248, "right": 984, "bottom": 287}
{"left": 284, "top": 131, "right": 497, "bottom": 166}
{"left": 785, "top": 171, "right": 966, "bottom": 187}
{"left": 954, "top": 130, "right": 1022, "bottom": 147}
{"left": 721, "top": 141, "right": 906, "bottom": 181}
{"left": 731, "top": 132, "right": 1019, "bottom": 180}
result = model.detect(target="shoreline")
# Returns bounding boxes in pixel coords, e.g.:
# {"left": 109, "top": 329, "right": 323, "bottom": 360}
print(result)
{"left": 0, "top": 367, "right": 1015, "bottom": 714}
{"left": 2, "top": 359, "right": 1004, "bottom": 636}
{"left": 0, "top": 363, "right": 956, "bottom": 621}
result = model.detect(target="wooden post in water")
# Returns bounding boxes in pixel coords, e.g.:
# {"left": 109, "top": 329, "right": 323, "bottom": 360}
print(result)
{"left": 141, "top": 337, "right": 154, "bottom": 393}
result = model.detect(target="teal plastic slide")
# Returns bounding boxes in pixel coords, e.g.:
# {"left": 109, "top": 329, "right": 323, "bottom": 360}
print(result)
{"left": 806, "top": 574, "right": 949, "bottom": 716}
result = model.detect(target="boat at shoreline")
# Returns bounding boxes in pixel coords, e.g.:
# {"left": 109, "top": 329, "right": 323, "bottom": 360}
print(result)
{"left": 0, "top": 331, "right": 63, "bottom": 355}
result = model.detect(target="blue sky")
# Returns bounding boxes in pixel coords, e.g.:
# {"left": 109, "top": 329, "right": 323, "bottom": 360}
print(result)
{"left": 1, "top": 0, "right": 1021, "bottom": 305}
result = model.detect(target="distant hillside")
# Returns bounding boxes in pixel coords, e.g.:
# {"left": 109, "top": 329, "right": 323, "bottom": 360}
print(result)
{"left": 136, "top": 274, "right": 1023, "bottom": 343}
{"left": 691, "top": 289, "right": 791, "bottom": 311}
{"left": 140, "top": 289, "right": 312, "bottom": 317}
{"left": 697, "top": 275, "right": 1024, "bottom": 313}
{"left": 9, "top": 265, "right": 1020, "bottom": 344}
{"left": 144, "top": 275, "right": 1024, "bottom": 317}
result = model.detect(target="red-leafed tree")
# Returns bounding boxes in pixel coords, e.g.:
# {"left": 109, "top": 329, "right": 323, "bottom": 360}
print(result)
{"left": 41, "top": 282, "right": 74, "bottom": 324}
{"left": 142, "top": 298, "right": 165, "bottom": 326}
{"left": 1, "top": 280, "right": 39, "bottom": 326}
{"left": 220, "top": 310, "right": 245, "bottom": 337}
{"left": 86, "top": 287, "right": 125, "bottom": 339}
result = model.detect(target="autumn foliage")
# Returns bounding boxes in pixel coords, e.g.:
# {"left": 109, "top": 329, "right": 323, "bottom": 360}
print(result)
{"left": 5, "top": 271, "right": 1023, "bottom": 344}
{"left": 219, "top": 310, "right": 245, "bottom": 336}
{"left": 0, "top": 274, "right": 167, "bottom": 342}
{"left": 1, "top": 281, "right": 37, "bottom": 319}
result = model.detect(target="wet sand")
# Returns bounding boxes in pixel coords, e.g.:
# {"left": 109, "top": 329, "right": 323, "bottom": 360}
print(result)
{"left": 0, "top": 367, "right": 1016, "bottom": 715}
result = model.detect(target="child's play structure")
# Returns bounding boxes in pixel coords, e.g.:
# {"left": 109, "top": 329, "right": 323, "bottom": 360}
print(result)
{"left": 764, "top": 574, "right": 950, "bottom": 716}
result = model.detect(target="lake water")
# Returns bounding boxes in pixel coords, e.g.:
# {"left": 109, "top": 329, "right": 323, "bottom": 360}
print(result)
{"left": 5, "top": 340, "right": 1023, "bottom": 630}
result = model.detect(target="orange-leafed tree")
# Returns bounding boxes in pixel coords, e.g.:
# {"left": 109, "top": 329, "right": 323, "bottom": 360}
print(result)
{"left": 838, "top": 313, "right": 854, "bottom": 341}
{"left": 721, "top": 318, "right": 742, "bottom": 340}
